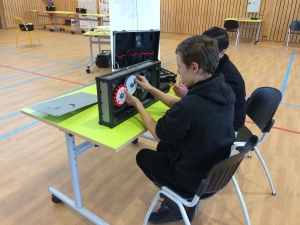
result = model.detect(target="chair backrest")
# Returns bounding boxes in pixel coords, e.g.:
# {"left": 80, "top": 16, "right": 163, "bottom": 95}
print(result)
{"left": 290, "top": 20, "right": 300, "bottom": 31}
{"left": 224, "top": 20, "right": 239, "bottom": 30}
{"left": 246, "top": 87, "right": 282, "bottom": 133}
{"left": 196, "top": 135, "right": 259, "bottom": 197}
{"left": 13, "top": 17, "right": 26, "bottom": 31}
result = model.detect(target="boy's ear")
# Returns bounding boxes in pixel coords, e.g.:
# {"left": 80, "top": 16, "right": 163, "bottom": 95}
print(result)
{"left": 191, "top": 62, "right": 199, "bottom": 74}
{"left": 219, "top": 49, "right": 226, "bottom": 58}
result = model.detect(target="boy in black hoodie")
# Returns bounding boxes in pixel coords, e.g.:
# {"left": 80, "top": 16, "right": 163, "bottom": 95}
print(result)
{"left": 174, "top": 27, "right": 246, "bottom": 134}
{"left": 125, "top": 35, "right": 235, "bottom": 224}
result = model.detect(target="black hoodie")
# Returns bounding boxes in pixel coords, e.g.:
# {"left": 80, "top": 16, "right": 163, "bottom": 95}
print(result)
{"left": 156, "top": 73, "right": 235, "bottom": 192}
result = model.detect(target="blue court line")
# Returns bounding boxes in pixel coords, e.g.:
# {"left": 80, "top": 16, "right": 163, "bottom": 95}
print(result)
{"left": 162, "top": 58, "right": 176, "bottom": 66}
{"left": 0, "top": 56, "right": 89, "bottom": 82}
{"left": 0, "top": 82, "right": 97, "bottom": 140}
{"left": 161, "top": 52, "right": 174, "bottom": 58}
{"left": 0, "top": 111, "right": 20, "bottom": 121}
{"left": 281, "top": 102, "right": 300, "bottom": 108}
{"left": 0, "top": 49, "right": 85, "bottom": 66}
{"left": 0, "top": 121, "right": 40, "bottom": 141}
{"left": 0, "top": 81, "right": 96, "bottom": 121}
{"left": 233, "top": 45, "right": 300, "bottom": 54}
{"left": 229, "top": 49, "right": 290, "bottom": 57}
{"left": 0, "top": 63, "right": 87, "bottom": 91}
{"left": 0, "top": 36, "right": 86, "bottom": 51}
{"left": 160, "top": 40, "right": 170, "bottom": 45}
{"left": 281, "top": 52, "right": 294, "bottom": 99}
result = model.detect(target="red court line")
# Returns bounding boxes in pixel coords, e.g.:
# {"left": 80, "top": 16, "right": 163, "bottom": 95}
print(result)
{"left": 245, "top": 121, "right": 300, "bottom": 135}
{"left": 0, "top": 65, "right": 86, "bottom": 86}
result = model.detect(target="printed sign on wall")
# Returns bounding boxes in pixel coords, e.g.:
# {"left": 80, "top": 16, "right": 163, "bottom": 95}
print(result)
{"left": 99, "top": 0, "right": 110, "bottom": 26}
{"left": 78, "top": 0, "right": 98, "bottom": 28}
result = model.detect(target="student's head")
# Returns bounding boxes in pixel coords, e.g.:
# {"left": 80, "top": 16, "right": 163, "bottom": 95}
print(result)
{"left": 202, "top": 27, "right": 229, "bottom": 58}
{"left": 175, "top": 35, "right": 219, "bottom": 88}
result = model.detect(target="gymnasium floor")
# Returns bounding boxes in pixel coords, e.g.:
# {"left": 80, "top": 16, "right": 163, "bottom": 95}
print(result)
{"left": 0, "top": 27, "right": 300, "bottom": 225}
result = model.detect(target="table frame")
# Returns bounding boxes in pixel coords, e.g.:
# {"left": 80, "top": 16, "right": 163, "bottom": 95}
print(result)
{"left": 31, "top": 10, "right": 105, "bottom": 34}
{"left": 21, "top": 85, "right": 165, "bottom": 224}
{"left": 225, "top": 18, "right": 263, "bottom": 45}
{"left": 83, "top": 33, "right": 110, "bottom": 73}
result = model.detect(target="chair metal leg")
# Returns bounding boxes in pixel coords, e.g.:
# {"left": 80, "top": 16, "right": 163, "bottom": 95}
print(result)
{"left": 16, "top": 31, "right": 18, "bottom": 46}
{"left": 35, "top": 31, "right": 41, "bottom": 45}
{"left": 25, "top": 32, "right": 30, "bottom": 47}
{"left": 253, "top": 147, "right": 276, "bottom": 195}
{"left": 232, "top": 175, "right": 251, "bottom": 225}
{"left": 143, "top": 190, "right": 191, "bottom": 225}
{"left": 286, "top": 29, "right": 290, "bottom": 47}
{"left": 28, "top": 32, "right": 32, "bottom": 44}
{"left": 143, "top": 192, "right": 161, "bottom": 225}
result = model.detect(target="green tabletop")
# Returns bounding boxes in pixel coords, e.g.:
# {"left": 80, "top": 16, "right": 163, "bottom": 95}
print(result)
{"left": 21, "top": 84, "right": 172, "bottom": 151}
{"left": 225, "top": 18, "right": 262, "bottom": 22}
{"left": 30, "top": 10, "right": 107, "bottom": 17}
{"left": 83, "top": 31, "right": 110, "bottom": 36}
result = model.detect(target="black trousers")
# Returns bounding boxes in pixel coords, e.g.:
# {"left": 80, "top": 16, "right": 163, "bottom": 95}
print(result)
{"left": 136, "top": 141, "right": 194, "bottom": 194}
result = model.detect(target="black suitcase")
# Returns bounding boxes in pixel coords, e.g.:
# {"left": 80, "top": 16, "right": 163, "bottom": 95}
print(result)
{"left": 112, "top": 29, "right": 177, "bottom": 92}
{"left": 112, "top": 30, "right": 160, "bottom": 70}
{"left": 96, "top": 50, "right": 111, "bottom": 68}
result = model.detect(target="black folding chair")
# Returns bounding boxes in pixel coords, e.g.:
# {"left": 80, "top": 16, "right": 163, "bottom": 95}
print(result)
{"left": 284, "top": 20, "right": 300, "bottom": 47}
{"left": 143, "top": 136, "right": 259, "bottom": 225}
{"left": 232, "top": 87, "right": 282, "bottom": 195}
{"left": 224, "top": 20, "right": 240, "bottom": 45}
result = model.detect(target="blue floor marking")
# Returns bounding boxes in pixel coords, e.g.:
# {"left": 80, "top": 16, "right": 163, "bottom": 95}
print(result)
{"left": 0, "top": 121, "right": 40, "bottom": 141}
{"left": 0, "top": 111, "right": 20, "bottom": 121}
{"left": 0, "top": 63, "right": 87, "bottom": 91}
{"left": 162, "top": 59, "right": 176, "bottom": 66}
{"left": 0, "top": 56, "right": 89, "bottom": 82}
{"left": 0, "top": 82, "right": 96, "bottom": 121}
{"left": 161, "top": 52, "right": 174, "bottom": 58}
{"left": 281, "top": 52, "right": 294, "bottom": 99}
{"left": 229, "top": 49, "right": 290, "bottom": 57}
{"left": 0, "top": 49, "right": 84, "bottom": 66}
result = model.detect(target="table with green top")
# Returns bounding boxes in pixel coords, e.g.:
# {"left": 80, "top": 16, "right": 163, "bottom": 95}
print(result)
{"left": 225, "top": 18, "right": 263, "bottom": 44}
{"left": 30, "top": 10, "right": 107, "bottom": 34}
{"left": 83, "top": 31, "right": 110, "bottom": 73}
{"left": 21, "top": 84, "right": 171, "bottom": 225}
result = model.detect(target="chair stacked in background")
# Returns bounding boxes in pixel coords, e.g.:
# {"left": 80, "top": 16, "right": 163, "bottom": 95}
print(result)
{"left": 13, "top": 17, "right": 41, "bottom": 47}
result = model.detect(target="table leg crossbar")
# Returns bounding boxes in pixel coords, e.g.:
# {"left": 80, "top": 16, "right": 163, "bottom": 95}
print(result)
{"left": 49, "top": 132, "right": 109, "bottom": 225}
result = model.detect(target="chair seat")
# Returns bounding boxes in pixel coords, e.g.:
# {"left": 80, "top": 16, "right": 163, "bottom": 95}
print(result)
{"left": 235, "top": 125, "right": 253, "bottom": 151}
{"left": 153, "top": 175, "right": 216, "bottom": 200}
{"left": 225, "top": 29, "right": 238, "bottom": 32}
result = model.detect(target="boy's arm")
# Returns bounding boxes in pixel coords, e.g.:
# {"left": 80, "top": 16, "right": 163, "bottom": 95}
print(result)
{"left": 135, "top": 101, "right": 160, "bottom": 141}
{"left": 148, "top": 86, "right": 179, "bottom": 108}
{"left": 134, "top": 75, "right": 179, "bottom": 108}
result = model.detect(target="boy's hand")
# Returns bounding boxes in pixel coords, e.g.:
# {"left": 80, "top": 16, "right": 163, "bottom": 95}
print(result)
{"left": 134, "top": 75, "right": 153, "bottom": 92}
{"left": 125, "top": 89, "right": 140, "bottom": 107}
{"left": 173, "top": 80, "right": 188, "bottom": 97}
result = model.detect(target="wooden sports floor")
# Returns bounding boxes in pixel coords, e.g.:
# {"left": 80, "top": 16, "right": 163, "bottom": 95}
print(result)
{"left": 1, "top": 27, "right": 300, "bottom": 225}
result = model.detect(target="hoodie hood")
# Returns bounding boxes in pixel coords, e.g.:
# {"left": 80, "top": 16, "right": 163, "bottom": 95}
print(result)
{"left": 187, "top": 73, "right": 235, "bottom": 106}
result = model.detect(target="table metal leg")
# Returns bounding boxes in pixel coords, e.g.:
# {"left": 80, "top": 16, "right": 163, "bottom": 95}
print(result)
{"left": 48, "top": 132, "right": 110, "bottom": 225}
{"left": 254, "top": 22, "right": 262, "bottom": 45}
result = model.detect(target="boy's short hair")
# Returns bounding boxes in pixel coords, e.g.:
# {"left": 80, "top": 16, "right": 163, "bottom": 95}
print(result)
{"left": 202, "top": 27, "right": 229, "bottom": 52}
{"left": 175, "top": 35, "right": 219, "bottom": 75}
